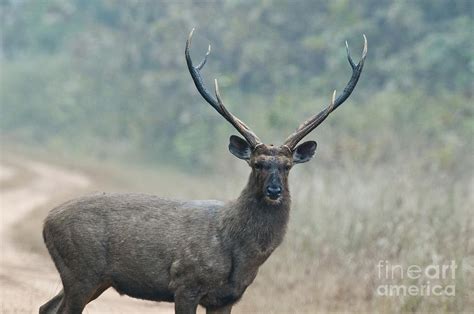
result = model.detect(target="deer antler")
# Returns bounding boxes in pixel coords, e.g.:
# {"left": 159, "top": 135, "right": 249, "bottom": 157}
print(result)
{"left": 284, "top": 35, "right": 368, "bottom": 150}
{"left": 185, "top": 28, "right": 262, "bottom": 148}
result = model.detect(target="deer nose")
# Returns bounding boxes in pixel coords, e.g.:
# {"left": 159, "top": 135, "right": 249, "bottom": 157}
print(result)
{"left": 266, "top": 186, "right": 282, "bottom": 199}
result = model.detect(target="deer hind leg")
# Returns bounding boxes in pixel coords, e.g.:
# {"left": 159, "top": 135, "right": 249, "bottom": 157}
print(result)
{"left": 57, "top": 278, "right": 110, "bottom": 314}
{"left": 44, "top": 227, "right": 109, "bottom": 313}
{"left": 52, "top": 254, "right": 109, "bottom": 314}
{"left": 39, "top": 290, "right": 64, "bottom": 314}
{"left": 39, "top": 282, "right": 108, "bottom": 314}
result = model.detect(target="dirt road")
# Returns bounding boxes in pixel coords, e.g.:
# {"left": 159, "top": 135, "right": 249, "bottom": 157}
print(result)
{"left": 0, "top": 157, "right": 176, "bottom": 313}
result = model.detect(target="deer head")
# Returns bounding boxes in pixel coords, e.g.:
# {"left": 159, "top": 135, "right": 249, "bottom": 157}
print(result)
{"left": 186, "top": 29, "right": 367, "bottom": 204}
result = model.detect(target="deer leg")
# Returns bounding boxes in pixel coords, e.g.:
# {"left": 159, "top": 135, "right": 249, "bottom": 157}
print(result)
{"left": 39, "top": 290, "right": 64, "bottom": 314}
{"left": 174, "top": 288, "right": 201, "bottom": 314}
{"left": 206, "top": 305, "right": 232, "bottom": 314}
{"left": 57, "top": 282, "right": 98, "bottom": 314}
{"left": 55, "top": 270, "right": 109, "bottom": 314}
{"left": 39, "top": 281, "right": 108, "bottom": 314}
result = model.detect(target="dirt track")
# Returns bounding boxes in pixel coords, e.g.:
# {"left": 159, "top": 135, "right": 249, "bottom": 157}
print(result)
{"left": 0, "top": 158, "right": 177, "bottom": 313}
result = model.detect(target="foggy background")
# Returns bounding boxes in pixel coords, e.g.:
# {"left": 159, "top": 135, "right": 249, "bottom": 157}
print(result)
{"left": 1, "top": 1, "right": 472, "bottom": 312}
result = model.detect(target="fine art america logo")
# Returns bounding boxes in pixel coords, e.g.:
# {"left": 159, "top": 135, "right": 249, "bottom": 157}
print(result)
{"left": 376, "top": 260, "right": 457, "bottom": 297}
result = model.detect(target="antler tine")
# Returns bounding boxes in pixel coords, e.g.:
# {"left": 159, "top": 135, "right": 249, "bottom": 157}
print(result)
{"left": 186, "top": 29, "right": 261, "bottom": 148}
{"left": 284, "top": 35, "right": 367, "bottom": 150}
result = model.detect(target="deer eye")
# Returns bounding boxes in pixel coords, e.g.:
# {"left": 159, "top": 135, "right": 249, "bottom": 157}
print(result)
{"left": 254, "top": 162, "right": 263, "bottom": 170}
{"left": 284, "top": 164, "right": 292, "bottom": 171}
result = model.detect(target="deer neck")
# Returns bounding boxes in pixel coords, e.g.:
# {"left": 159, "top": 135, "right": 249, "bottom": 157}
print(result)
{"left": 221, "top": 174, "right": 291, "bottom": 256}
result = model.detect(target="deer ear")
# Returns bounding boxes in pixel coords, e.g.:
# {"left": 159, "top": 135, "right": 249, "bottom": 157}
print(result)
{"left": 293, "top": 141, "right": 317, "bottom": 164}
{"left": 229, "top": 135, "right": 251, "bottom": 160}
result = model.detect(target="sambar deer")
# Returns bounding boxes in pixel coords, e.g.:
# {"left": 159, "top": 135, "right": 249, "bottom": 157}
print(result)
{"left": 40, "top": 29, "right": 367, "bottom": 314}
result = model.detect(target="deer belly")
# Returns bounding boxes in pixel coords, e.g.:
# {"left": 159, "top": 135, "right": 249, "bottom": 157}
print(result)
{"left": 109, "top": 259, "right": 174, "bottom": 302}
{"left": 111, "top": 274, "right": 174, "bottom": 302}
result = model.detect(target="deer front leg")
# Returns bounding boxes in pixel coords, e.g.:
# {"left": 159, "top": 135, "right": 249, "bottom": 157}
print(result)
{"left": 206, "top": 305, "right": 232, "bottom": 314}
{"left": 174, "top": 288, "right": 201, "bottom": 314}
